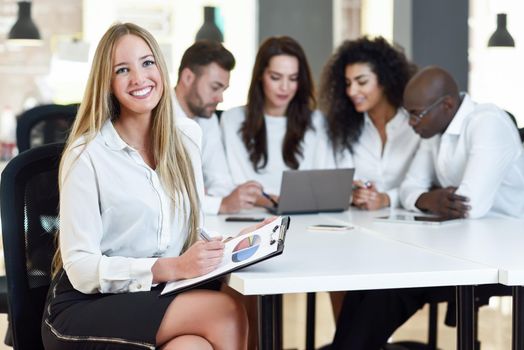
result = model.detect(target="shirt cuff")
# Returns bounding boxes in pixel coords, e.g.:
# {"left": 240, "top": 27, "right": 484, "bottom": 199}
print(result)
{"left": 402, "top": 189, "right": 427, "bottom": 212}
{"left": 202, "top": 195, "right": 222, "bottom": 215}
{"left": 386, "top": 188, "right": 399, "bottom": 208}
{"left": 129, "top": 257, "right": 158, "bottom": 292}
{"left": 98, "top": 256, "right": 158, "bottom": 293}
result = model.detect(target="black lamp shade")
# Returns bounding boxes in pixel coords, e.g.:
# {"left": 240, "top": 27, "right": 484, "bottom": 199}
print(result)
{"left": 488, "top": 13, "right": 515, "bottom": 47}
{"left": 8, "top": 1, "right": 42, "bottom": 44}
{"left": 195, "top": 6, "right": 223, "bottom": 42}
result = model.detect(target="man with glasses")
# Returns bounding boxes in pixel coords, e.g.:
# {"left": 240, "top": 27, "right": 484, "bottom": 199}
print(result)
{"left": 332, "top": 66, "right": 524, "bottom": 350}
{"left": 399, "top": 65, "right": 524, "bottom": 219}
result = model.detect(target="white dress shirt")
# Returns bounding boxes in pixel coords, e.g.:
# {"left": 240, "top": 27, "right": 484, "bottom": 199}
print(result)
{"left": 174, "top": 97, "right": 235, "bottom": 215}
{"left": 400, "top": 93, "right": 524, "bottom": 218}
{"left": 220, "top": 106, "right": 333, "bottom": 195}
{"left": 334, "top": 109, "right": 420, "bottom": 207}
{"left": 60, "top": 118, "right": 205, "bottom": 294}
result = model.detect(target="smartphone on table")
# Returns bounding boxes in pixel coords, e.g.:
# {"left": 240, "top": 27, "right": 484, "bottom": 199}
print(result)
{"left": 307, "top": 224, "right": 353, "bottom": 231}
{"left": 225, "top": 216, "right": 265, "bottom": 222}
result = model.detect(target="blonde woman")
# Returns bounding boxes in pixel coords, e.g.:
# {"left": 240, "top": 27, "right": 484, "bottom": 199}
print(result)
{"left": 41, "top": 23, "right": 248, "bottom": 350}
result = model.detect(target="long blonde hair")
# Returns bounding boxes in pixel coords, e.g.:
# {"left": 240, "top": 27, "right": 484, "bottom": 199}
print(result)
{"left": 53, "top": 23, "right": 200, "bottom": 275}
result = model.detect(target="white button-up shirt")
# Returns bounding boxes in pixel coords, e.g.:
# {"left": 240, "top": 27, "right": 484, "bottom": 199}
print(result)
{"left": 60, "top": 118, "right": 204, "bottom": 294}
{"left": 174, "top": 97, "right": 234, "bottom": 215}
{"left": 400, "top": 93, "right": 524, "bottom": 218}
{"left": 334, "top": 109, "right": 420, "bottom": 207}
{"left": 220, "top": 106, "right": 333, "bottom": 195}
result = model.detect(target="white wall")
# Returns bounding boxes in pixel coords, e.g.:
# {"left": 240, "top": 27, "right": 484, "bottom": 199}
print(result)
{"left": 469, "top": 0, "right": 524, "bottom": 126}
{"left": 83, "top": 0, "right": 257, "bottom": 110}
{"left": 361, "top": 0, "right": 393, "bottom": 41}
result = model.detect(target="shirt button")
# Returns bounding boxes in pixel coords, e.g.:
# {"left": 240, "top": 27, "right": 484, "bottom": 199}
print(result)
{"left": 136, "top": 283, "right": 142, "bottom": 290}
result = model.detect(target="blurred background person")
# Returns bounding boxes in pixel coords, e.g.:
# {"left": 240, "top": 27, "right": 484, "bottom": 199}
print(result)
{"left": 320, "top": 36, "right": 418, "bottom": 212}
{"left": 174, "top": 40, "right": 263, "bottom": 215}
{"left": 319, "top": 36, "right": 418, "bottom": 322}
{"left": 221, "top": 36, "right": 331, "bottom": 208}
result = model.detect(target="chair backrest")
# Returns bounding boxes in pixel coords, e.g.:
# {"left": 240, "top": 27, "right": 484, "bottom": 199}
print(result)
{"left": 16, "top": 104, "right": 78, "bottom": 152}
{"left": 1, "top": 143, "right": 64, "bottom": 350}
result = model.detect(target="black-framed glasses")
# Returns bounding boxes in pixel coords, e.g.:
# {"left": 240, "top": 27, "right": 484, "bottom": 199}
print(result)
{"left": 407, "top": 95, "right": 448, "bottom": 122}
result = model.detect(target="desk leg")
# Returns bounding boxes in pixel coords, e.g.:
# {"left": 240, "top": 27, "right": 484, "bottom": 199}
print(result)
{"left": 306, "top": 292, "right": 316, "bottom": 350}
{"left": 513, "top": 286, "right": 524, "bottom": 350}
{"left": 456, "top": 285, "right": 475, "bottom": 350}
{"left": 275, "top": 294, "right": 283, "bottom": 350}
{"left": 259, "top": 295, "right": 276, "bottom": 350}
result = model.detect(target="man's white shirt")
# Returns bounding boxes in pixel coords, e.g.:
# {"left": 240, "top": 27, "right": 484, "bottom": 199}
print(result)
{"left": 174, "top": 96, "right": 234, "bottom": 214}
{"left": 400, "top": 93, "right": 524, "bottom": 218}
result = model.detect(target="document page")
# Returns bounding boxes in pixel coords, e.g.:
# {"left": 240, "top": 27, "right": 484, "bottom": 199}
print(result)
{"left": 161, "top": 216, "right": 288, "bottom": 295}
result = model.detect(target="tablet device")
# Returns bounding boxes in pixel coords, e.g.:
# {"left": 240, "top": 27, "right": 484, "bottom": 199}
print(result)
{"left": 374, "top": 214, "right": 461, "bottom": 225}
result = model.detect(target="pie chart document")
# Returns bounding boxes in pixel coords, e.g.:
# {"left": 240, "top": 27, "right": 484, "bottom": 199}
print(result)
{"left": 161, "top": 216, "right": 290, "bottom": 295}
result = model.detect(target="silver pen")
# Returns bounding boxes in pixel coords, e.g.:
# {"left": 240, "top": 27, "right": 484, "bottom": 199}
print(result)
{"left": 198, "top": 227, "right": 212, "bottom": 242}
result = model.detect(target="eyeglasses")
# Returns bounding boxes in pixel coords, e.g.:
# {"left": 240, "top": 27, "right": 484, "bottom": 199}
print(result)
{"left": 407, "top": 95, "right": 448, "bottom": 122}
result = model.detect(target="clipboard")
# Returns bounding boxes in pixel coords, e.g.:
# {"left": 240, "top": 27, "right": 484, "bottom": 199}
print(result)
{"left": 161, "top": 216, "right": 290, "bottom": 296}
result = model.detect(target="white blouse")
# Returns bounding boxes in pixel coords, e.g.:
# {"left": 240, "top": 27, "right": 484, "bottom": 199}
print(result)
{"left": 400, "top": 93, "right": 524, "bottom": 218}
{"left": 220, "top": 106, "right": 332, "bottom": 195}
{"left": 60, "top": 118, "right": 204, "bottom": 294}
{"left": 334, "top": 109, "right": 420, "bottom": 207}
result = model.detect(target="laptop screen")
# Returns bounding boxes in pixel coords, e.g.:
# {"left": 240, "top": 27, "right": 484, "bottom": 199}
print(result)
{"left": 271, "top": 168, "right": 354, "bottom": 214}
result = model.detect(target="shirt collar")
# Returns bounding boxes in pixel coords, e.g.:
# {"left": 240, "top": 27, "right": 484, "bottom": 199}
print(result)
{"left": 100, "top": 119, "right": 129, "bottom": 151}
{"left": 444, "top": 92, "right": 474, "bottom": 135}
{"left": 364, "top": 109, "right": 407, "bottom": 129}
{"left": 173, "top": 93, "right": 190, "bottom": 120}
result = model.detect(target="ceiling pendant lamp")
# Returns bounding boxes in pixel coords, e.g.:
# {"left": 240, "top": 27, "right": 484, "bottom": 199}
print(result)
{"left": 8, "top": 1, "right": 42, "bottom": 46}
{"left": 487, "top": 13, "right": 515, "bottom": 47}
{"left": 195, "top": 6, "right": 223, "bottom": 43}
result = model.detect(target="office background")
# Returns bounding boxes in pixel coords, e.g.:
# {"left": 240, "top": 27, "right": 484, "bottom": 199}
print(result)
{"left": 0, "top": 0, "right": 522, "bottom": 125}
{"left": 0, "top": 1, "right": 521, "bottom": 349}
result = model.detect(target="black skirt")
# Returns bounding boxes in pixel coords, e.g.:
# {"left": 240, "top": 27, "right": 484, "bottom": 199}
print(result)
{"left": 41, "top": 269, "right": 221, "bottom": 350}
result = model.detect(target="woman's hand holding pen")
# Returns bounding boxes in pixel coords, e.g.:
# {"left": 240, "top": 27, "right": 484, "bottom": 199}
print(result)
{"left": 179, "top": 238, "right": 224, "bottom": 278}
{"left": 152, "top": 238, "right": 224, "bottom": 282}
{"left": 255, "top": 191, "right": 279, "bottom": 208}
{"left": 352, "top": 180, "right": 390, "bottom": 211}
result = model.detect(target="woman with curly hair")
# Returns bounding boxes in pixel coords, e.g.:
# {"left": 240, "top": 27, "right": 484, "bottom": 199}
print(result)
{"left": 320, "top": 36, "right": 419, "bottom": 211}
{"left": 221, "top": 36, "right": 331, "bottom": 206}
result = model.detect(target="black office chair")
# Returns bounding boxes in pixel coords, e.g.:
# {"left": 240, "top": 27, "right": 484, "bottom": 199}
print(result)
{"left": 1, "top": 143, "right": 64, "bottom": 350}
{"left": 16, "top": 104, "right": 77, "bottom": 152}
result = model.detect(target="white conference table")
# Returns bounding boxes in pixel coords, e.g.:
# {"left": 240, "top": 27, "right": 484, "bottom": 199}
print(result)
{"left": 204, "top": 212, "right": 498, "bottom": 350}
{"left": 326, "top": 208, "right": 524, "bottom": 350}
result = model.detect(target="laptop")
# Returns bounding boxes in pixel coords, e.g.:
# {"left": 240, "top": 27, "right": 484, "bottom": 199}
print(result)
{"left": 266, "top": 168, "right": 354, "bottom": 215}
